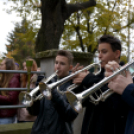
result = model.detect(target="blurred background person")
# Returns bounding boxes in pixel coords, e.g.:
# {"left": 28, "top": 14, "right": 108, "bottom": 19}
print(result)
{"left": 15, "top": 63, "right": 19, "bottom": 70}
{"left": 0, "top": 58, "right": 20, "bottom": 124}
{"left": 17, "top": 57, "right": 38, "bottom": 123}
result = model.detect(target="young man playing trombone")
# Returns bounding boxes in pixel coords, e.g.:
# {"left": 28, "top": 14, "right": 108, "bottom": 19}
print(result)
{"left": 27, "top": 50, "right": 78, "bottom": 134}
{"left": 105, "top": 60, "right": 134, "bottom": 134}
{"left": 72, "top": 35, "right": 129, "bottom": 134}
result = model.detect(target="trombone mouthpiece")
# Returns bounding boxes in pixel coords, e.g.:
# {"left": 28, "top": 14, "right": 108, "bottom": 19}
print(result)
{"left": 56, "top": 70, "right": 59, "bottom": 74}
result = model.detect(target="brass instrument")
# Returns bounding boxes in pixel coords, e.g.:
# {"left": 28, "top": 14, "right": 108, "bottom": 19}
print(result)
{"left": 19, "top": 70, "right": 58, "bottom": 107}
{"left": 40, "top": 62, "right": 101, "bottom": 99}
{"left": 66, "top": 61, "right": 101, "bottom": 92}
{"left": 65, "top": 61, "right": 134, "bottom": 113}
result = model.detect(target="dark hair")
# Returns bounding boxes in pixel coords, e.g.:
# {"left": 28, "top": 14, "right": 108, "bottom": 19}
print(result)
{"left": 56, "top": 50, "right": 74, "bottom": 65}
{"left": 5, "top": 58, "right": 15, "bottom": 70}
{"left": 98, "top": 35, "right": 122, "bottom": 52}
{"left": 0, "top": 58, "right": 15, "bottom": 92}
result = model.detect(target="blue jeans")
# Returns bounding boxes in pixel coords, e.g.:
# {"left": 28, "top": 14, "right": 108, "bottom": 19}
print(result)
{"left": 0, "top": 116, "right": 15, "bottom": 124}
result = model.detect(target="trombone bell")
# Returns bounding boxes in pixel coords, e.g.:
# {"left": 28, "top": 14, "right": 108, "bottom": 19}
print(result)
{"left": 19, "top": 71, "right": 58, "bottom": 105}
{"left": 65, "top": 91, "right": 82, "bottom": 113}
{"left": 39, "top": 82, "right": 52, "bottom": 100}
{"left": 19, "top": 92, "right": 33, "bottom": 107}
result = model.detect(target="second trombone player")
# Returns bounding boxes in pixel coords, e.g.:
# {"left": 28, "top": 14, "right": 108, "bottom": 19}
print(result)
{"left": 72, "top": 35, "right": 129, "bottom": 134}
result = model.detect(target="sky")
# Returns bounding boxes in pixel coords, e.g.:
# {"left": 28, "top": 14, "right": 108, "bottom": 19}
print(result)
{"left": 0, "top": 0, "right": 21, "bottom": 54}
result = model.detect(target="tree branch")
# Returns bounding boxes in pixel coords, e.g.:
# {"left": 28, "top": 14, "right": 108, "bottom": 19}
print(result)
{"left": 68, "top": 18, "right": 85, "bottom": 52}
{"left": 65, "top": 0, "right": 96, "bottom": 20}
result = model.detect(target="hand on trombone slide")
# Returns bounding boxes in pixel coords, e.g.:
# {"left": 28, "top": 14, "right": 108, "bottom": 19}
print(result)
{"left": 71, "top": 63, "right": 89, "bottom": 84}
{"left": 105, "top": 61, "right": 133, "bottom": 95}
{"left": 72, "top": 71, "right": 89, "bottom": 84}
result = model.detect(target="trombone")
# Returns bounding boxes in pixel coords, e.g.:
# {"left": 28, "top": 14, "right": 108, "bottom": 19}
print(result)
{"left": 65, "top": 61, "right": 134, "bottom": 113}
{"left": 19, "top": 70, "right": 58, "bottom": 107}
{"left": 40, "top": 62, "right": 101, "bottom": 99}
{"left": 66, "top": 61, "right": 101, "bottom": 92}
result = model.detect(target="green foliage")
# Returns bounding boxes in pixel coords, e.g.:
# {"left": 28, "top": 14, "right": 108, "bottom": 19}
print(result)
{"left": 120, "top": 54, "right": 127, "bottom": 64}
{"left": 5, "top": 18, "right": 37, "bottom": 69}
{"left": 5, "top": 0, "right": 41, "bottom": 23}
{"left": 3, "top": 0, "right": 134, "bottom": 58}
{"left": 62, "top": 0, "right": 134, "bottom": 55}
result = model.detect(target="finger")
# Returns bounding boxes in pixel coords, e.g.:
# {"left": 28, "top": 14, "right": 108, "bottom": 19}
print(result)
{"left": 105, "top": 63, "right": 117, "bottom": 73}
{"left": 110, "top": 62, "right": 120, "bottom": 71}
{"left": 110, "top": 75, "right": 123, "bottom": 84}
{"left": 105, "top": 71, "right": 113, "bottom": 77}
{"left": 108, "top": 61, "right": 119, "bottom": 66}
{"left": 72, "top": 63, "right": 80, "bottom": 72}
{"left": 73, "top": 78, "right": 82, "bottom": 84}
{"left": 107, "top": 61, "right": 120, "bottom": 71}
{"left": 126, "top": 70, "right": 132, "bottom": 78}
{"left": 105, "top": 64, "right": 114, "bottom": 72}
{"left": 77, "top": 65, "right": 83, "bottom": 71}
{"left": 108, "top": 81, "right": 114, "bottom": 89}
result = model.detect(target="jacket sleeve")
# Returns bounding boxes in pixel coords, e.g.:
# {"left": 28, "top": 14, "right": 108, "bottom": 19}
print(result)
{"left": 51, "top": 89, "right": 78, "bottom": 122}
{"left": 80, "top": 73, "right": 104, "bottom": 107}
{"left": 0, "top": 74, "right": 20, "bottom": 105}
{"left": 27, "top": 100, "right": 40, "bottom": 116}
{"left": 27, "top": 75, "right": 45, "bottom": 116}
{"left": 122, "top": 83, "right": 134, "bottom": 111}
{"left": 81, "top": 73, "right": 102, "bottom": 88}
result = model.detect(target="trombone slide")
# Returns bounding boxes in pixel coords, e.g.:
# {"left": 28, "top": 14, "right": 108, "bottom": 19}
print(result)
{"left": 65, "top": 60, "right": 134, "bottom": 113}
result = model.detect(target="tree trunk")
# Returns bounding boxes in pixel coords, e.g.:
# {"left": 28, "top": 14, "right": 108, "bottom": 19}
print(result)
{"left": 35, "top": 0, "right": 65, "bottom": 52}
{"left": 35, "top": 0, "right": 96, "bottom": 52}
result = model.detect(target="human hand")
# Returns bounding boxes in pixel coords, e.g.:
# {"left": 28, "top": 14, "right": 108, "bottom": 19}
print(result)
{"left": 105, "top": 61, "right": 120, "bottom": 77}
{"left": 72, "top": 71, "right": 89, "bottom": 84}
{"left": 31, "top": 74, "right": 38, "bottom": 83}
{"left": 71, "top": 63, "right": 89, "bottom": 84}
{"left": 71, "top": 63, "right": 83, "bottom": 73}
{"left": 108, "top": 71, "right": 133, "bottom": 95}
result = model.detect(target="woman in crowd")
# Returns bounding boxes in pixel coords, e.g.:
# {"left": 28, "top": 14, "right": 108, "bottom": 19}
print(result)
{"left": 15, "top": 63, "right": 20, "bottom": 70}
{"left": 0, "top": 58, "right": 20, "bottom": 124}
{"left": 17, "top": 57, "right": 37, "bottom": 122}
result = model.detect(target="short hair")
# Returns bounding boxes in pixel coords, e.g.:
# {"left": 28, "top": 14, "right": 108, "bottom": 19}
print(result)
{"left": 0, "top": 58, "right": 15, "bottom": 89}
{"left": 5, "top": 58, "right": 15, "bottom": 70}
{"left": 98, "top": 35, "right": 122, "bottom": 52}
{"left": 56, "top": 50, "right": 74, "bottom": 65}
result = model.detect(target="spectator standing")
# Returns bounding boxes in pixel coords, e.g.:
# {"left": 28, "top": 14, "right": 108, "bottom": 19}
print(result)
{"left": 15, "top": 63, "right": 19, "bottom": 70}
{"left": 17, "top": 57, "right": 38, "bottom": 122}
{"left": 0, "top": 58, "right": 20, "bottom": 124}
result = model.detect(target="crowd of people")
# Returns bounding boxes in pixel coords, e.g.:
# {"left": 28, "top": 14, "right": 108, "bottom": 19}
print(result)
{"left": 0, "top": 34, "right": 134, "bottom": 134}
{"left": 0, "top": 57, "right": 44, "bottom": 124}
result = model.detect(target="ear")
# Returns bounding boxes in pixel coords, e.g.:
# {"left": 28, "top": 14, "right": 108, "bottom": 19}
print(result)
{"left": 115, "top": 50, "right": 121, "bottom": 59}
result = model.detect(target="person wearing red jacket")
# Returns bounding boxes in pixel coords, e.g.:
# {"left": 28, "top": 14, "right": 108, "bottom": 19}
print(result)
{"left": 0, "top": 58, "right": 20, "bottom": 124}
